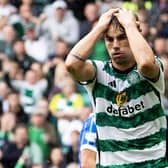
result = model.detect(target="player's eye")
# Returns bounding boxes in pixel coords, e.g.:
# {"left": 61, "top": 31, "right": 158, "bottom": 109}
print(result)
{"left": 105, "top": 36, "right": 114, "bottom": 42}
{"left": 117, "top": 34, "right": 127, "bottom": 41}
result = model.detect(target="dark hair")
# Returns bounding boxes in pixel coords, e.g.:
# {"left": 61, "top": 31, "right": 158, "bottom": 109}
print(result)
{"left": 109, "top": 16, "right": 125, "bottom": 32}
{"left": 14, "top": 123, "right": 28, "bottom": 133}
{"left": 8, "top": 90, "right": 19, "bottom": 95}
{"left": 107, "top": 13, "right": 141, "bottom": 33}
{"left": 14, "top": 123, "right": 30, "bottom": 146}
{"left": 13, "top": 38, "right": 24, "bottom": 44}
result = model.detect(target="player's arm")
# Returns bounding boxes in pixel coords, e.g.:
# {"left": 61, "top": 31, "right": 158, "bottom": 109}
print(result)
{"left": 65, "top": 8, "right": 119, "bottom": 82}
{"left": 80, "top": 149, "right": 96, "bottom": 168}
{"left": 115, "top": 10, "right": 160, "bottom": 81}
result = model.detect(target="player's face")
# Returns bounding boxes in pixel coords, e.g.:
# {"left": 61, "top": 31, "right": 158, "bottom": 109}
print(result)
{"left": 105, "top": 26, "right": 135, "bottom": 69}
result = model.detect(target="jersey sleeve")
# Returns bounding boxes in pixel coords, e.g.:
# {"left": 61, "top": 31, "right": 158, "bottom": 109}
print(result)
{"left": 81, "top": 60, "right": 104, "bottom": 109}
{"left": 140, "top": 56, "right": 165, "bottom": 94}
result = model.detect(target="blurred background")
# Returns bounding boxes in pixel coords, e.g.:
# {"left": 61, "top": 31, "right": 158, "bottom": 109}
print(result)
{"left": 0, "top": 0, "right": 167, "bottom": 167}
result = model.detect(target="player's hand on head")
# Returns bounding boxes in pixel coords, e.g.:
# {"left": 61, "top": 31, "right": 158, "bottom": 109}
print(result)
{"left": 114, "top": 9, "right": 137, "bottom": 28}
{"left": 95, "top": 8, "right": 119, "bottom": 32}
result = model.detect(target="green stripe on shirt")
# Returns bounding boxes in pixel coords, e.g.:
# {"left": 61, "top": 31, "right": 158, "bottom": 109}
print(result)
{"left": 96, "top": 157, "right": 168, "bottom": 168}
{"left": 98, "top": 128, "right": 166, "bottom": 152}
{"left": 93, "top": 81, "right": 155, "bottom": 104}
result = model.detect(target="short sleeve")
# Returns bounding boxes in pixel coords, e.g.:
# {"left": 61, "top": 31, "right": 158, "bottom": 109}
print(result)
{"left": 140, "top": 56, "right": 165, "bottom": 94}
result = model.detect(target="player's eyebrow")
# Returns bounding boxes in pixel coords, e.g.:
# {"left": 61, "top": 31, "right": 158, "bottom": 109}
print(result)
{"left": 105, "top": 33, "right": 127, "bottom": 42}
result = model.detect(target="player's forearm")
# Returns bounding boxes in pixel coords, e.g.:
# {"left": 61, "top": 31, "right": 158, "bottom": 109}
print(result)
{"left": 66, "top": 26, "right": 103, "bottom": 66}
{"left": 65, "top": 26, "right": 103, "bottom": 81}
{"left": 125, "top": 25, "right": 158, "bottom": 78}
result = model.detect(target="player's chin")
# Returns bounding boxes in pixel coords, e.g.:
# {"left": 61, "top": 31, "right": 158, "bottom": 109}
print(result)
{"left": 112, "top": 57, "right": 128, "bottom": 65}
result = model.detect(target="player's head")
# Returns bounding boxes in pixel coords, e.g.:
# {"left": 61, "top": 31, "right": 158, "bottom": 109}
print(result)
{"left": 107, "top": 12, "right": 140, "bottom": 33}
{"left": 104, "top": 13, "right": 140, "bottom": 70}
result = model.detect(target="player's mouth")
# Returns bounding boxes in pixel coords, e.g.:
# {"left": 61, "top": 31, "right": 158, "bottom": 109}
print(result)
{"left": 112, "top": 52, "right": 124, "bottom": 58}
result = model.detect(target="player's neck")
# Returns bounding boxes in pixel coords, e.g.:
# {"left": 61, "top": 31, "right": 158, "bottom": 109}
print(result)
{"left": 111, "top": 61, "right": 136, "bottom": 73}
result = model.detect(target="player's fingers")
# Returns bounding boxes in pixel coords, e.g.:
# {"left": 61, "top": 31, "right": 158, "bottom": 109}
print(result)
{"left": 108, "top": 8, "right": 120, "bottom": 15}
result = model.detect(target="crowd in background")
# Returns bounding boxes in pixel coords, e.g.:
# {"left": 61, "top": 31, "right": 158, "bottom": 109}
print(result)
{"left": 0, "top": 0, "right": 167, "bottom": 167}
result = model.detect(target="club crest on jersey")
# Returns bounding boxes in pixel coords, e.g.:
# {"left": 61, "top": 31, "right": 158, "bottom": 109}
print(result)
{"left": 116, "top": 91, "right": 128, "bottom": 105}
{"left": 127, "top": 71, "right": 141, "bottom": 84}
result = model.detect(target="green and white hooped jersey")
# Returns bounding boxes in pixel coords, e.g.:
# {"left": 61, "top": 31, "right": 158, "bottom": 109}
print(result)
{"left": 84, "top": 57, "right": 168, "bottom": 168}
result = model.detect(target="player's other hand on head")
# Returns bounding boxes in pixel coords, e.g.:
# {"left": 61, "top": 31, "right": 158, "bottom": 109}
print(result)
{"left": 114, "top": 9, "right": 137, "bottom": 28}
{"left": 94, "top": 8, "right": 119, "bottom": 33}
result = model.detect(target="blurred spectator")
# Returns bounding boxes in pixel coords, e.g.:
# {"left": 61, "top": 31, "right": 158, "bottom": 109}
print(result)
{"left": 36, "top": 98, "right": 61, "bottom": 146}
{"left": 17, "top": 4, "right": 44, "bottom": 30}
{"left": 7, "top": 91, "right": 29, "bottom": 124}
{"left": 0, "top": 116, "right": 27, "bottom": 168}
{"left": 65, "top": 120, "right": 82, "bottom": 165}
{"left": 157, "top": 9, "right": 168, "bottom": 38}
{"left": 48, "top": 147, "right": 65, "bottom": 168}
{"left": 0, "top": 112, "right": 16, "bottom": 136}
{"left": 0, "top": 16, "right": 8, "bottom": 39}
{"left": 32, "top": 165, "right": 43, "bottom": 168}
{"left": 24, "top": 22, "right": 50, "bottom": 63}
{"left": 65, "top": 0, "right": 96, "bottom": 21}
{"left": 19, "top": 0, "right": 47, "bottom": 17}
{"left": 11, "top": 70, "right": 47, "bottom": 114}
{"left": 49, "top": 75, "right": 84, "bottom": 147}
{"left": 28, "top": 104, "right": 58, "bottom": 160}
{"left": 79, "top": 2, "right": 99, "bottom": 39}
{"left": 153, "top": 35, "right": 168, "bottom": 56}
{"left": 9, "top": 3, "right": 44, "bottom": 38}
{"left": 0, "top": 0, "right": 17, "bottom": 17}
{"left": 31, "top": 62, "right": 48, "bottom": 86}
{"left": 31, "top": 62, "right": 49, "bottom": 97}
{"left": 0, "top": 25, "right": 16, "bottom": 58}
{"left": 14, "top": 124, "right": 43, "bottom": 168}
{"left": 137, "top": 7, "right": 148, "bottom": 23}
{"left": 18, "top": 4, "right": 34, "bottom": 28}
{"left": 43, "top": 39, "right": 70, "bottom": 92}
{"left": 41, "top": 0, "right": 79, "bottom": 47}
{"left": 97, "top": 0, "right": 123, "bottom": 14}
{"left": 1, "top": 125, "right": 42, "bottom": 168}
{"left": 0, "top": 112, "right": 16, "bottom": 147}
{"left": 66, "top": 162, "right": 78, "bottom": 168}
{"left": 0, "top": 81, "right": 11, "bottom": 114}
{"left": 148, "top": 0, "right": 168, "bottom": 27}
{"left": 140, "top": 21, "right": 151, "bottom": 41}
{"left": 3, "top": 60, "right": 22, "bottom": 83}
{"left": 49, "top": 38, "right": 70, "bottom": 61}
{"left": 11, "top": 38, "right": 36, "bottom": 73}
{"left": 48, "top": 62, "right": 70, "bottom": 101}
{"left": 42, "top": 59, "right": 62, "bottom": 96}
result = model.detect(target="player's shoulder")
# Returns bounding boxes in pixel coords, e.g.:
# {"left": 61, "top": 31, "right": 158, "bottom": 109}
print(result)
{"left": 88, "top": 60, "right": 109, "bottom": 70}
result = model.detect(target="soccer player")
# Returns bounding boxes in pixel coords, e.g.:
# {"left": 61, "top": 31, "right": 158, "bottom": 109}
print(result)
{"left": 79, "top": 113, "right": 97, "bottom": 168}
{"left": 65, "top": 8, "right": 168, "bottom": 167}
